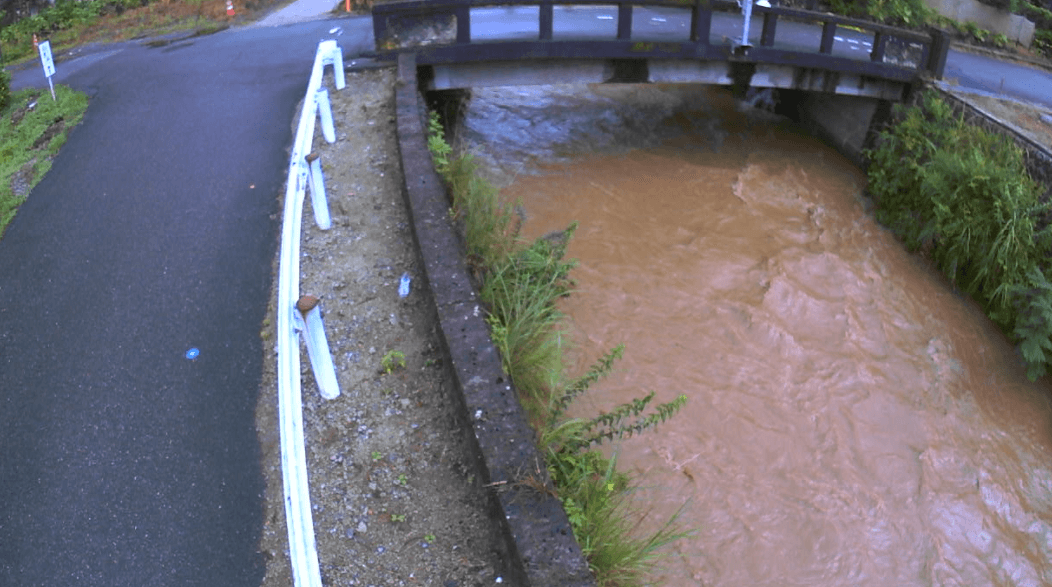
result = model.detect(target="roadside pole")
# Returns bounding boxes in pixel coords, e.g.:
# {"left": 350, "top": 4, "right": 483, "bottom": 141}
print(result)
{"left": 740, "top": 0, "right": 753, "bottom": 49}
{"left": 38, "top": 40, "right": 56, "bottom": 101}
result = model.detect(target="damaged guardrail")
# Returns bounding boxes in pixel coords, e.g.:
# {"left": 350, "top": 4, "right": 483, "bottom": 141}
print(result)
{"left": 275, "top": 38, "right": 345, "bottom": 587}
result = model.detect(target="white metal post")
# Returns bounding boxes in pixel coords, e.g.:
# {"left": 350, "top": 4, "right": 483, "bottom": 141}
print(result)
{"left": 740, "top": 0, "right": 753, "bottom": 48}
{"left": 316, "top": 88, "right": 335, "bottom": 144}
{"left": 296, "top": 296, "right": 341, "bottom": 400}
{"left": 305, "top": 152, "right": 331, "bottom": 230}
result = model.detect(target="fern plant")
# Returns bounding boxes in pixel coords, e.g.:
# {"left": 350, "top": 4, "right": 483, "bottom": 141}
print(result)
{"left": 1012, "top": 268, "right": 1052, "bottom": 381}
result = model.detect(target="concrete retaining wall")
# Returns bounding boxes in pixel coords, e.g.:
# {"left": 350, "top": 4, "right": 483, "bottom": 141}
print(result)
{"left": 392, "top": 52, "right": 596, "bottom": 587}
{"left": 924, "top": 0, "right": 1035, "bottom": 46}
{"left": 780, "top": 89, "right": 890, "bottom": 167}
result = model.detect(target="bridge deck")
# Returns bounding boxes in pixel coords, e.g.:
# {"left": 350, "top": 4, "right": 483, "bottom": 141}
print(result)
{"left": 372, "top": 0, "right": 949, "bottom": 98}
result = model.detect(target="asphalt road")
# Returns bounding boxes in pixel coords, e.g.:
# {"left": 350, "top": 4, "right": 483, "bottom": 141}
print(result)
{"left": 1, "top": 7, "right": 1049, "bottom": 587}
{"left": 0, "top": 16, "right": 372, "bottom": 587}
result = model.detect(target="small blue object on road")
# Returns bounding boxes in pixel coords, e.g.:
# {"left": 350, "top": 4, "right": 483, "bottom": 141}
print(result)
{"left": 185, "top": 347, "right": 200, "bottom": 360}
{"left": 399, "top": 273, "right": 411, "bottom": 298}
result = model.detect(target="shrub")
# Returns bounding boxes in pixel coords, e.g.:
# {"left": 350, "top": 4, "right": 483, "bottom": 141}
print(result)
{"left": 866, "top": 91, "right": 1052, "bottom": 379}
{"left": 0, "top": 68, "right": 11, "bottom": 113}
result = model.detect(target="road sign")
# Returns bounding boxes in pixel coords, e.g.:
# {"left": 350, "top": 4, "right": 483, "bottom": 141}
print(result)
{"left": 39, "top": 40, "right": 55, "bottom": 78}
{"left": 38, "top": 40, "right": 56, "bottom": 100}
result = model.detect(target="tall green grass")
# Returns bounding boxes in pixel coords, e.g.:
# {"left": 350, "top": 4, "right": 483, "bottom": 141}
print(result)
{"left": 866, "top": 91, "right": 1052, "bottom": 380}
{"left": 426, "top": 111, "right": 690, "bottom": 585}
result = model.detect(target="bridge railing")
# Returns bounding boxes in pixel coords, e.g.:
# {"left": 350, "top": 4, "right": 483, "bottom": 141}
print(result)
{"left": 372, "top": 0, "right": 949, "bottom": 80}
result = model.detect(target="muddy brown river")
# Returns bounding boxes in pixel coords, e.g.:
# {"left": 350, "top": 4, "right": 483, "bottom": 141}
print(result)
{"left": 461, "top": 84, "right": 1052, "bottom": 586}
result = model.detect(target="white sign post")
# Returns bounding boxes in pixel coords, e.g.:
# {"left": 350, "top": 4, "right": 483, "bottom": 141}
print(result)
{"left": 38, "top": 40, "right": 56, "bottom": 101}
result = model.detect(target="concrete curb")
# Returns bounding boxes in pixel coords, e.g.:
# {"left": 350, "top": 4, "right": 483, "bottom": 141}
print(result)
{"left": 391, "top": 52, "right": 596, "bottom": 587}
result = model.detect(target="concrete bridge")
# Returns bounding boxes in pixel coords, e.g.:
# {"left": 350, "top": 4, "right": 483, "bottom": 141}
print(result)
{"left": 371, "top": 0, "right": 950, "bottom": 101}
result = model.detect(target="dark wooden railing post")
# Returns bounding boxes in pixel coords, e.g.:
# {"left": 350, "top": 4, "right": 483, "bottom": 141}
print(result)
{"left": 691, "top": 0, "right": 712, "bottom": 45}
{"left": 870, "top": 31, "right": 887, "bottom": 62}
{"left": 760, "top": 11, "right": 778, "bottom": 46}
{"left": 819, "top": 21, "right": 836, "bottom": 54}
{"left": 455, "top": 3, "right": 471, "bottom": 43}
{"left": 539, "top": 1, "right": 554, "bottom": 40}
{"left": 925, "top": 29, "right": 949, "bottom": 79}
{"left": 617, "top": 3, "right": 633, "bottom": 39}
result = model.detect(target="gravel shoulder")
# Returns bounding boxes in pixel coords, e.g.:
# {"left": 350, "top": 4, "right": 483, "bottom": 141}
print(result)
{"left": 255, "top": 67, "right": 509, "bottom": 587}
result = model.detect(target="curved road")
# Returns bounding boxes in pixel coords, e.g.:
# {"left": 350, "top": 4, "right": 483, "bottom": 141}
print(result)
{"left": 1, "top": 7, "right": 1049, "bottom": 587}
{"left": 0, "top": 16, "right": 372, "bottom": 587}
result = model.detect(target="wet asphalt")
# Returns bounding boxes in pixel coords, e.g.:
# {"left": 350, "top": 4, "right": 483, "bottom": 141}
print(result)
{"left": 0, "top": 16, "right": 372, "bottom": 587}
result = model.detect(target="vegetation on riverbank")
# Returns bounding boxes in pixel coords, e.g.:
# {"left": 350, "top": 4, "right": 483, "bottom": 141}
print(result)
{"left": 866, "top": 90, "right": 1052, "bottom": 380}
{"left": 0, "top": 0, "right": 290, "bottom": 66}
{"left": 427, "top": 112, "right": 689, "bottom": 586}
{"left": 0, "top": 84, "right": 88, "bottom": 238}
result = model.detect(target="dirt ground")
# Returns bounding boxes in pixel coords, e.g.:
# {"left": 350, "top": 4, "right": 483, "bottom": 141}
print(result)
{"left": 945, "top": 88, "right": 1052, "bottom": 150}
{"left": 255, "top": 68, "right": 509, "bottom": 587}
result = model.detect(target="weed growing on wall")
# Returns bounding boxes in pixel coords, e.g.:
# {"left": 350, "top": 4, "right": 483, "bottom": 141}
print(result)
{"left": 866, "top": 91, "right": 1052, "bottom": 380}
{"left": 426, "top": 111, "right": 690, "bottom": 584}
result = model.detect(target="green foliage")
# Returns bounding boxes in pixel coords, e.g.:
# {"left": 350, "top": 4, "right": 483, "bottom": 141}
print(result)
{"left": 426, "top": 111, "right": 519, "bottom": 269}
{"left": 866, "top": 91, "right": 1052, "bottom": 380}
{"left": 482, "top": 224, "right": 578, "bottom": 402}
{"left": 381, "top": 349, "right": 406, "bottom": 374}
{"left": 0, "top": 69, "right": 10, "bottom": 113}
{"left": 1011, "top": 268, "right": 1052, "bottom": 381}
{"left": 541, "top": 346, "right": 688, "bottom": 586}
{"left": 963, "top": 21, "right": 989, "bottom": 42}
{"left": 427, "top": 112, "right": 452, "bottom": 174}
{"left": 826, "top": 0, "right": 932, "bottom": 25}
{"left": 1035, "top": 29, "right": 1052, "bottom": 58}
{"left": 0, "top": 0, "right": 103, "bottom": 45}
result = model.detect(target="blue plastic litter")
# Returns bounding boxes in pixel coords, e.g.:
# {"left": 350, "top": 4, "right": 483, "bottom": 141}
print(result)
{"left": 185, "top": 347, "right": 200, "bottom": 360}
{"left": 398, "top": 273, "right": 411, "bottom": 298}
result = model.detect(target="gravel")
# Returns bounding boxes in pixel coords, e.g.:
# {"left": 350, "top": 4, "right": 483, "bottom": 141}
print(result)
{"left": 255, "top": 67, "right": 510, "bottom": 587}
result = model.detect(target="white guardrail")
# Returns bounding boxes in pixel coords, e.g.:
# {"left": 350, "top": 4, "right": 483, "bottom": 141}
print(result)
{"left": 276, "top": 39, "right": 345, "bottom": 587}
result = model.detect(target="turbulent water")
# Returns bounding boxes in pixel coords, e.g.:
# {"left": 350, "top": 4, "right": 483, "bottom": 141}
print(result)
{"left": 461, "top": 84, "right": 1052, "bottom": 586}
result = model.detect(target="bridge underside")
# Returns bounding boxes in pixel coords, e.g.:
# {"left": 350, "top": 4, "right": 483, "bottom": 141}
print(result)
{"left": 423, "top": 59, "right": 909, "bottom": 100}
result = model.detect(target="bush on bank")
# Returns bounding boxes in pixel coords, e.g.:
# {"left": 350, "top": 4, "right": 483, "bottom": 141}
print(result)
{"left": 866, "top": 91, "right": 1052, "bottom": 380}
{"left": 427, "top": 112, "right": 689, "bottom": 586}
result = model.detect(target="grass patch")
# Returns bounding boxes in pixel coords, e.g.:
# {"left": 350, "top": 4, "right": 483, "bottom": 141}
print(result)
{"left": 427, "top": 111, "right": 690, "bottom": 585}
{"left": 0, "top": 85, "right": 89, "bottom": 238}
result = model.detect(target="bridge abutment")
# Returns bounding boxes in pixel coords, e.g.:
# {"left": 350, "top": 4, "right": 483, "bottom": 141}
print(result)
{"left": 776, "top": 90, "right": 894, "bottom": 167}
